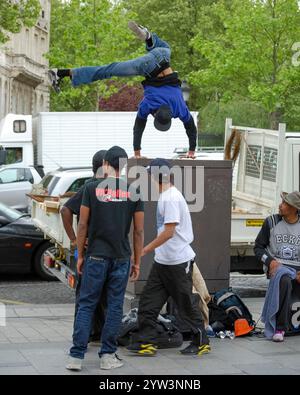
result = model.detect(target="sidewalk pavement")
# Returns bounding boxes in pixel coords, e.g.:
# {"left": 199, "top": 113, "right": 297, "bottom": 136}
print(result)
{"left": 0, "top": 298, "right": 300, "bottom": 375}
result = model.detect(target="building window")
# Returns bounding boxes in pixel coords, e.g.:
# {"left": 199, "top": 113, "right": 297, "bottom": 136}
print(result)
{"left": 42, "top": 10, "right": 45, "bottom": 18}
{"left": 13, "top": 120, "right": 26, "bottom": 133}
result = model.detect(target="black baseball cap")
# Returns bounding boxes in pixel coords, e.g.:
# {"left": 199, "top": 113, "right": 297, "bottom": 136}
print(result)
{"left": 92, "top": 150, "right": 107, "bottom": 174}
{"left": 154, "top": 105, "right": 172, "bottom": 132}
{"left": 147, "top": 158, "right": 172, "bottom": 184}
{"left": 104, "top": 146, "right": 128, "bottom": 170}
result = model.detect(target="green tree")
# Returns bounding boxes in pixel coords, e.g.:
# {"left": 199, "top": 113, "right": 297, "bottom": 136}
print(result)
{"left": 0, "top": 0, "right": 40, "bottom": 43}
{"left": 48, "top": 0, "right": 140, "bottom": 112}
{"left": 190, "top": 0, "right": 300, "bottom": 129}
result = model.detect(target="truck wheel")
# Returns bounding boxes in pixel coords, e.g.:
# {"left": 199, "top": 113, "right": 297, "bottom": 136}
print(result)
{"left": 33, "top": 243, "right": 57, "bottom": 281}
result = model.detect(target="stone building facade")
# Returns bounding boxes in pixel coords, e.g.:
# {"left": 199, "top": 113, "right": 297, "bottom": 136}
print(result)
{"left": 0, "top": 0, "right": 51, "bottom": 120}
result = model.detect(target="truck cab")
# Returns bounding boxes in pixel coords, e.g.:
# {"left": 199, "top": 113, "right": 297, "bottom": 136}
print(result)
{"left": 226, "top": 118, "right": 300, "bottom": 272}
{"left": 0, "top": 114, "right": 34, "bottom": 168}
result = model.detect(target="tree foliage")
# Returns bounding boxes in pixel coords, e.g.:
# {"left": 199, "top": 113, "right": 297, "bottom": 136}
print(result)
{"left": 0, "top": 0, "right": 40, "bottom": 43}
{"left": 190, "top": 0, "right": 300, "bottom": 129}
{"left": 48, "top": 0, "right": 140, "bottom": 111}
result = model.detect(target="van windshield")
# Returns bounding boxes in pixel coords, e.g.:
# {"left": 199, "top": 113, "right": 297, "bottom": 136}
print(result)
{"left": 4, "top": 148, "right": 23, "bottom": 165}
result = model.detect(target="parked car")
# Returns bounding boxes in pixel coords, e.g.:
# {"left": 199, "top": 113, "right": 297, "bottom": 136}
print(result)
{"left": 0, "top": 202, "right": 56, "bottom": 280}
{"left": 31, "top": 167, "right": 93, "bottom": 197}
{"left": 0, "top": 165, "right": 42, "bottom": 212}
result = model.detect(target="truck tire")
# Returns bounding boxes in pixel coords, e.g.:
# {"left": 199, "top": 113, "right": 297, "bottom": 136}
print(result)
{"left": 33, "top": 242, "right": 57, "bottom": 281}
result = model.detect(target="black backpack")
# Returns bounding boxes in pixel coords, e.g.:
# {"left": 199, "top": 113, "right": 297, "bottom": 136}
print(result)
{"left": 213, "top": 287, "right": 255, "bottom": 329}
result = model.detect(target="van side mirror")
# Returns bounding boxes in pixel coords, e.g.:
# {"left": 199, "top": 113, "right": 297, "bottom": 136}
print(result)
{"left": 0, "top": 150, "right": 7, "bottom": 166}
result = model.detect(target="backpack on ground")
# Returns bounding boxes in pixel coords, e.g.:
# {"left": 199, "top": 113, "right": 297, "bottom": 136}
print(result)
{"left": 213, "top": 287, "right": 255, "bottom": 333}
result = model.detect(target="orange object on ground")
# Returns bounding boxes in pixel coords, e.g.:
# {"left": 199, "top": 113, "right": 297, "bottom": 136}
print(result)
{"left": 234, "top": 319, "right": 254, "bottom": 337}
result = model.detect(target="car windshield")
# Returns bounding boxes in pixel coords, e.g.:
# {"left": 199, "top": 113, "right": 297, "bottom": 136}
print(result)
{"left": 0, "top": 202, "right": 22, "bottom": 222}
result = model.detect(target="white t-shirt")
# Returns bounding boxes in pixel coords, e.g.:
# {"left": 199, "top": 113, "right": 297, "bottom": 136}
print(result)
{"left": 154, "top": 186, "right": 196, "bottom": 265}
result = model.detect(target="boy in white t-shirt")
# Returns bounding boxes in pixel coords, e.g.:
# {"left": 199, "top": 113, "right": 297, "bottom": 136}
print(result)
{"left": 127, "top": 158, "right": 210, "bottom": 356}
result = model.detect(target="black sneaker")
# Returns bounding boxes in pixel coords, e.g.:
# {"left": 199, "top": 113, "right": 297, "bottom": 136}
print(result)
{"left": 180, "top": 343, "right": 211, "bottom": 356}
{"left": 128, "top": 21, "right": 151, "bottom": 41}
{"left": 127, "top": 343, "right": 158, "bottom": 356}
{"left": 48, "top": 68, "right": 61, "bottom": 93}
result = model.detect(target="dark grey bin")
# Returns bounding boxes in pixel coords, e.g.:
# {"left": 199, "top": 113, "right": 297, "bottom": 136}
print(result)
{"left": 126, "top": 158, "right": 232, "bottom": 298}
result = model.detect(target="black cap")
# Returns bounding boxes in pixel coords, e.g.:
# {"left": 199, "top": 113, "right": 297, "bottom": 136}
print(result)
{"left": 147, "top": 158, "right": 172, "bottom": 184}
{"left": 154, "top": 105, "right": 172, "bottom": 132}
{"left": 104, "top": 146, "right": 128, "bottom": 170}
{"left": 92, "top": 150, "right": 107, "bottom": 174}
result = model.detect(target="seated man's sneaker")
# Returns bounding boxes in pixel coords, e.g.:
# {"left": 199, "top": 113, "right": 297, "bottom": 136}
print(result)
{"left": 100, "top": 353, "right": 124, "bottom": 370}
{"left": 128, "top": 21, "right": 151, "bottom": 41}
{"left": 127, "top": 343, "right": 158, "bottom": 356}
{"left": 65, "top": 356, "right": 82, "bottom": 371}
{"left": 180, "top": 343, "right": 211, "bottom": 356}
{"left": 48, "top": 68, "right": 61, "bottom": 93}
{"left": 272, "top": 330, "right": 285, "bottom": 342}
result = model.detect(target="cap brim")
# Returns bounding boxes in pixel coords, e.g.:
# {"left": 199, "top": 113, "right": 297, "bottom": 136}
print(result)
{"left": 281, "top": 192, "right": 288, "bottom": 201}
{"left": 154, "top": 119, "right": 172, "bottom": 132}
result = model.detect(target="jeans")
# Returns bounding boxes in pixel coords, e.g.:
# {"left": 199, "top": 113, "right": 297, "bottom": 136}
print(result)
{"left": 75, "top": 274, "right": 107, "bottom": 340}
{"left": 70, "top": 256, "right": 130, "bottom": 359}
{"left": 71, "top": 33, "right": 171, "bottom": 86}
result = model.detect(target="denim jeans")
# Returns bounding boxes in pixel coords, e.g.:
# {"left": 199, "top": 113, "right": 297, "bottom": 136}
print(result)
{"left": 71, "top": 33, "right": 171, "bottom": 86}
{"left": 70, "top": 256, "right": 130, "bottom": 359}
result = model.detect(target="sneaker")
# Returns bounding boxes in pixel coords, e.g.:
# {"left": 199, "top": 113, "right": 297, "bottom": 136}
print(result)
{"left": 180, "top": 343, "right": 211, "bottom": 356}
{"left": 65, "top": 356, "right": 82, "bottom": 371}
{"left": 100, "top": 353, "right": 124, "bottom": 370}
{"left": 128, "top": 21, "right": 151, "bottom": 41}
{"left": 48, "top": 68, "right": 61, "bottom": 93}
{"left": 127, "top": 343, "right": 158, "bottom": 356}
{"left": 272, "top": 330, "right": 285, "bottom": 342}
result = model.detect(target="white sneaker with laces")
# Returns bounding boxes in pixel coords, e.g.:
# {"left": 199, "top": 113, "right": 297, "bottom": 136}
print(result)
{"left": 100, "top": 353, "right": 124, "bottom": 370}
{"left": 66, "top": 356, "right": 82, "bottom": 371}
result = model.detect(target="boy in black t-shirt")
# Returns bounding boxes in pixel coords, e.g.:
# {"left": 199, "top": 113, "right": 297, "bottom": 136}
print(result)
{"left": 60, "top": 150, "right": 107, "bottom": 343}
{"left": 66, "top": 146, "right": 144, "bottom": 371}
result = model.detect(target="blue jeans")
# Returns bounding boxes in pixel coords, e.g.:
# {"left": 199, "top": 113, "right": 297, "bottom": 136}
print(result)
{"left": 71, "top": 33, "right": 171, "bottom": 86}
{"left": 70, "top": 256, "right": 130, "bottom": 359}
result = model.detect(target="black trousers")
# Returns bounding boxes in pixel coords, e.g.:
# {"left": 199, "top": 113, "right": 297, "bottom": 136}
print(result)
{"left": 132, "top": 261, "right": 208, "bottom": 345}
{"left": 276, "top": 275, "right": 300, "bottom": 331}
{"left": 75, "top": 275, "right": 107, "bottom": 339}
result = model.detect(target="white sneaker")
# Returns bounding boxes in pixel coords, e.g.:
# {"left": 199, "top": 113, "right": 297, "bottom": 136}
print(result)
{"left": 66, "top": 356, "right": 82, "bottom": 371}
{"left": 48, "top": 68, "right": 61, "bottom": 93}
{"left": 128, "top": 21, "right": 150, "bottom": 41}
{"left": 100, "top": 353, "right": 124, "bottom": 370}
{"left": 272, "top": 330, "right": 285, "bottom": 342}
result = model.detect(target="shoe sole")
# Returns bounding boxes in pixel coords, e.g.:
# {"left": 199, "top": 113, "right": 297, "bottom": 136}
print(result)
{"left": 128, "top": 344, "right": 157, "bottom": 356}
{"left": 128, "top": 21, "right": 147, "bottom": 41}
{"left": 197, "top": 344, "right": 211, "bottom": 356}
{"left": 48, "top": 70, "right": 60, "bottom": 93}
{"left": 66, "top": 365, "right": 82, "bottom": 371}
{"left": 128, "top": 348, "right": 157, "bottom": 356}
{"left": 100, "top": 363, "right": 124, "bottom": 370}
{"left": 180, "top": 344, "right": 211, "bottom": 356}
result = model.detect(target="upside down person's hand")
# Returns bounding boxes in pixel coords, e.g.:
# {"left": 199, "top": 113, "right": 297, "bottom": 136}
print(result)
{"left": 186, "top": 151, "right": 196, "bottom": 159}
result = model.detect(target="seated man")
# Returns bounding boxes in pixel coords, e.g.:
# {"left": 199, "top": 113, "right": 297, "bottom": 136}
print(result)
{"left": 48, "top": 22, "right": 197, "bottom": 159}
{"left": 254, "top": 191, "right": 300, "bottom": 342}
